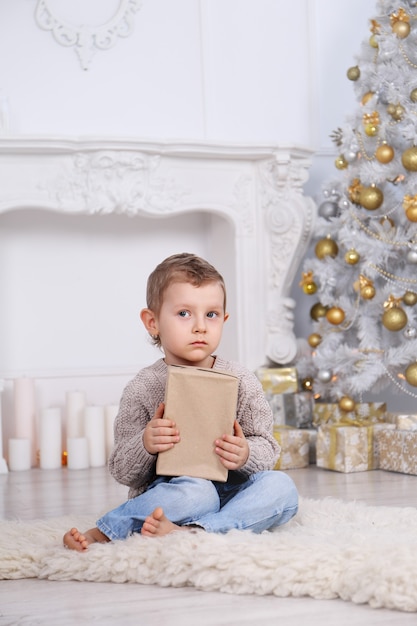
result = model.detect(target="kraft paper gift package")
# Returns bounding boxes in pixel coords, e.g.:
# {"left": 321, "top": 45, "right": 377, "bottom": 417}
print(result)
{"left": 156, "top": 365, "right": 239, "bottom": 482}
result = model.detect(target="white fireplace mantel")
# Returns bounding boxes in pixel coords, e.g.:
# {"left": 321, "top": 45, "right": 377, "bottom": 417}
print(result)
{"left": 0, "top": 136, "right": 316, "bottom": 370}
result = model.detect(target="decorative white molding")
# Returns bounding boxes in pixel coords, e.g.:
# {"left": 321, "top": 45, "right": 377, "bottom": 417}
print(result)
{"left": 0, "top": 379, "right": 8, "bottom": 473}
{"left": 0, "top": 136, "right": 316, "bottom": 369}
{"left": 34, "top": 0, "right": 142, "bottom": 70}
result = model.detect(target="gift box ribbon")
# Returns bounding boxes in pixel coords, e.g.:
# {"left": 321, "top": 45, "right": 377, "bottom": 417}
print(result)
{"left": 327, "top": 417, "right": 375, "bottom": 471}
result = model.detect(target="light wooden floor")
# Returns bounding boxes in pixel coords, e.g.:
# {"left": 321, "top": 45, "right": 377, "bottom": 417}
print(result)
{"left": 1, "top": 464, "right": 417, "bottom": 625}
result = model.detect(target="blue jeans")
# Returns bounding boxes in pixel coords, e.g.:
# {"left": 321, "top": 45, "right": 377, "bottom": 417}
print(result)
{"left": 96, "top": 471, "right": 298, "bottom": 541}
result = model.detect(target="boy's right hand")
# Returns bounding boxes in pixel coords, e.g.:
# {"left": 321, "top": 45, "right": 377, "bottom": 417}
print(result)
{"left": 143, "top": 402, "right": 180, "bottom": 454}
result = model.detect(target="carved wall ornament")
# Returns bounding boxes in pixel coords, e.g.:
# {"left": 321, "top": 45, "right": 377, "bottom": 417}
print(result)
{"left": 44, "top": 151, "right": 190, "bottom": 215}
{"left": 34, "top": 0, "right": 142, "bottom": 70}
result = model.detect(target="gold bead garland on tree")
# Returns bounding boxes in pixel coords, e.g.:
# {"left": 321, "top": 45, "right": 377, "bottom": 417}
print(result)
{"left": 382, "top": 295, "right": 408, "bottom": 331}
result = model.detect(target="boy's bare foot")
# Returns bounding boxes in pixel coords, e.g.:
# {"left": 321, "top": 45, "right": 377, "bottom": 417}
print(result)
{"left": 141, "top": 507, "right": 185, "bottom": 537}
{"left": 63, "top": 527, "right": 110, "bottom": 551}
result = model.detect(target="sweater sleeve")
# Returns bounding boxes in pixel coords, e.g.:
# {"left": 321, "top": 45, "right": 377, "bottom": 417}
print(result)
{"left": 214, "top": 357, "right": 280, "bottom": 475}
{"left": 108, "top": 362, "right": 166, "bottom": 496}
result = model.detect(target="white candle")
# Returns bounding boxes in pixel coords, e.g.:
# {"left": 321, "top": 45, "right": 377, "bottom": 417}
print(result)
{"left": 13, "top": 377, "right": 36, "bottom": 466}
{"left": 84, "top": 405, "right": 106, "bottom": 467}
{"left": 39, "top": 407, "right": 62, "bottom": 470}
{"left": 65, "top": 390, "right": 86, "bottom": 439}
{"left": 104, "top": 404, "right": 118, "bottom": 460}
{"left": 8, "top": 438, "right": 31, "bottom": 471}
{"left": 67, "top": 437, "right": 89, "bottom": 470}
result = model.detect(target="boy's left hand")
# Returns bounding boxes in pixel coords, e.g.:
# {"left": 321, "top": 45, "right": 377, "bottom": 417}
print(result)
{"left": 215, "top": 420, "right": 249, "bottom": 470}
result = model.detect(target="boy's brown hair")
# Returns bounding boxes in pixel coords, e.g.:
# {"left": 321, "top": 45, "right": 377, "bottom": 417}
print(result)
{"left": 146, "top": 253, "right": 227, "bottom": 347}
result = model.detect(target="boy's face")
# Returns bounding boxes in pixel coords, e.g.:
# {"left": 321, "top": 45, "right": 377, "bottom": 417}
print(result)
{"left": 154, "top": 280, "right": 228, "bottom": 368}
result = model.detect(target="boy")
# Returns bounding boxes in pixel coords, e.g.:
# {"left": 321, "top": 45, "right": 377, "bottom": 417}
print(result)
{"left": 64, "top": 253, "right": 298, "bottom": 550}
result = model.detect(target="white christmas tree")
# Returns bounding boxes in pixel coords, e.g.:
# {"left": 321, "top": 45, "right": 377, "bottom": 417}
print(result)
{"left": 298, "top": 0, "right": 417, "bottom": 412}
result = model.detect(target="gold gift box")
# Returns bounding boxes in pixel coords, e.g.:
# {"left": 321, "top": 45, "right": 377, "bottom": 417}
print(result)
{"left": 304, "top": 427, "right": 317, "bottom": 464}
{"left": 257, "top": 367, "right": 298, "bottom": 395}
{"left": 313, "top": 402, "right": 386, "bottom": 427}
{"left": 273, "top": 427, "right": 309, "bottom": 470}
{"left": 316, "top": 422, "right": 395, "bottom": 473}
{"left": 376, "top": 429, "right": 417, "bottom": 475}
{"left": 396, "top": 415, "right": 417, "bottom": 431}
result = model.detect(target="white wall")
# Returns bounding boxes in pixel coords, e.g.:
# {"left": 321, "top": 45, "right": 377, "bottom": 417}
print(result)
{"left": 0, "top": 0, "right": 375, "bottom": 145}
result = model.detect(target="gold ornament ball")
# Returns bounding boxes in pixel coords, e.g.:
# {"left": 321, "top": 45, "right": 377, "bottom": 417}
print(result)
{"left": 405, "top": 362, "right": 417, "bottom": 387}
{"left": 315, "top": 237, "right": 339, "bottom": 259}
{"left": 359, "top": 185, "right": 384, "bottom": 210}
{"left": 310, "top": 302, "right": 328, "bottom": 321}
{"left": 344, "top": 248, "right": 360, "bottom": 265}
{"left": 403, "top": 291, "right": 417, "bottom": 306}
{"left": 382, "top": 307, "right": 408, "bottom": 331}
{"left": 392, "top": 21, "right": 410, "bottom": 39}
{"left": 361, "top": 285, "right": 376, "bottom": 300}
{"left": 347, "top": 66, "right": 360, "bottom": 81}
{"left": 335, "top": 155, "right": 348, "bottom": 170}
{"left": 303, "top": 281, "right": 317, "bottom": 295}
{"left": 393, "top": 105, "right": 405, "bottom": 121}
{"left": 301, "top": 377, "right": 314, "bottom": 391}
{"left": 411, "top": 88, "right": 417, "bottom": 103}
{"left": 401, "top": 147, "right": 417, "bottom": 171}
{"left": 339, "top": 396, "right": 356, "bottom": 413}
{"left": 376, "top": 143, "right": 394, "bottom": 164}
{"left": 405, "top": 206, "right": 417, "bottom": 222}
{"left": 364, "top": 123, "right": 378, "bottom": 137}
{"left": 369, "top": 34, "right": 379, "bottom": 48}
{"left": 326, "top": 306, "right": 346, "bottom": 325}
{"left": 308, "top": 333, "right": 322, "bottom": 348}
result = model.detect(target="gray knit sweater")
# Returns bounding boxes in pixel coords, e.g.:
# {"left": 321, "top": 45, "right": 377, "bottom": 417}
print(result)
{"left": 108, "top": 357, "right": 280, "bottom": 499}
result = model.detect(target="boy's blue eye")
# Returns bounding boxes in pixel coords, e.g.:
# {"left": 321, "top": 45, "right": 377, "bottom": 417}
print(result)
{"left": 207, "top": 311, "right": 218, "bottom": 318}
{"left": 178, "top": 310, "right": 189, "bottom": 317}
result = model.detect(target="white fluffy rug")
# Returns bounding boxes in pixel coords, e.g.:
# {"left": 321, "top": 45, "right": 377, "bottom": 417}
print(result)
{"left": 1, "top": 497, "right": 417, "bottom": 612}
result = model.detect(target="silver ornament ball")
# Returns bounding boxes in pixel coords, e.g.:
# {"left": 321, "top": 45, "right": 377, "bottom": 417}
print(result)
{"left": 317, "top": 370, "right": 332, "bottom": 383}
{"left": 404, "top": 326, "right": 417, "bottom": 339}
{"left": 345, "top": 150, "right": 357, "bottom": 163}
{"left": 318, "top": 201, "right": 339, "bottom": 219}
{"left": 407, "top": 249, "right": 417, "bottom": 264}
{"left": 339, "top": 198, "right": 350, "bottom": 210}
